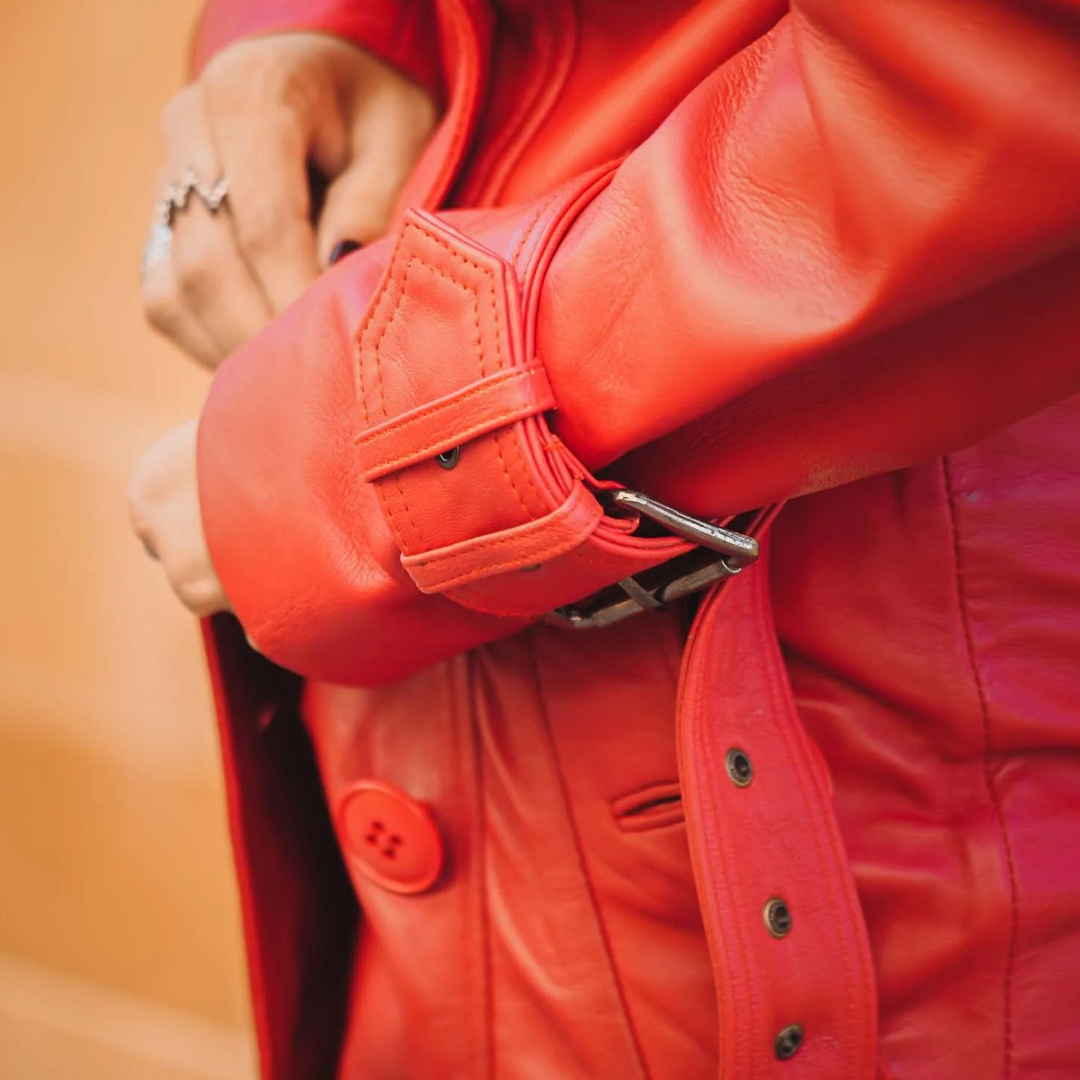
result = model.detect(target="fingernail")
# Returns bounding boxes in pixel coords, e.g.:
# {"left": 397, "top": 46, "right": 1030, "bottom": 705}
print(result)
{"left": 329, "top": 240, "right": 361, "bottom": 266}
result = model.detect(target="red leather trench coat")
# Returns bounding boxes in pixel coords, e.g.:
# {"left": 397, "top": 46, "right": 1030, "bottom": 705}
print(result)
{"left": 192, "top": 1, "right": 1080, "bottom": 1078}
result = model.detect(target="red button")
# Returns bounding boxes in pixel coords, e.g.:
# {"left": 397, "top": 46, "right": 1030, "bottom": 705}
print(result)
{"left": 337, "top": 781, "right": 444, "bottom": 895}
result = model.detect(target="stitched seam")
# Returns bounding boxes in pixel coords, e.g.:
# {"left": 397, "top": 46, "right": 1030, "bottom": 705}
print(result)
{"left": 417, "top": 216, "right": 540, "bottom": 518}
{"left": 509, "top": 423, "right": 547, "bottom": 502}
{"left": 753, "top": 563, "right": 867, "bottom": 1073}
{"left": 368, "top": 257, "right": 417, "bottom": 423}
{"left": 406, "top": 489, "right": 591, "bottom": 564}
{"left": 413, "top": 539, "right": 585, "bottom": 590}
{"left": 526, "top": 640, "right": 652, "bottom": 1080}
{"left": 355, "top": 366, "right": 548, "bottom": 447}
{"left": 405, "top": 218, "right": 538, "bottom": 518}
{"left": 380, "top": 254, "right": 485, "bottom": 382}
{"left": 516, "top": 191, "right": 567, "bottom": 280}
{"left": 356, "top": 231, "right": 418, "bottom": 551}
{"left": 361, "top": 403, "right": 551, "bottom": 477}
{"left": 506, "top": 194, "right": 573, "bottom": 518}
{"left": 391, "top": 478, "right": 432, "bottom": 548}
{"left": 446, "top": 535, "right": 679, "bottom": 608}
{"left": 742, "top": 580, "right": 789, "bottom": 1077}
{"left": 403, "top": 217, "right": 488, "bottom": 273}
{"left": 371, "top": 253, "right": 481, "bottom": 549}
{"left": 494, "top": 430, "right": 538, "bottom": 517}
{"left": 943, "top": 457, "right": 1017, "bottom": 1079}
{"left": 679, "top": 608, "right": 754, "bottom": 1076}
{"left": 410, "top": 531, "right": 592, "bottom": 588}
{"left": 478, "top": 242, "right": 537, "bottom": 518}
{"left": 510, "top": 195, "right": 559, "bottom": 274}
{"left": 365, "top": 216, "right": 541, "bottom": 548}
{"left": 462, "top": 654, "right": 495, "bottom": 1080}
{"left": 444, "top": 536, "right": 645, "bottom": 576}
{"left": 765, "top": 563, "right": 867, "bottom": 1065}
{"left": 356, "top": 225, "right": 412, "bottom": 426}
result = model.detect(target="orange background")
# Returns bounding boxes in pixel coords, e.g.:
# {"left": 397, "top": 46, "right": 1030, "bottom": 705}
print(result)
{"left": 0, "top": 2, "right": 255, "bottom": 1077}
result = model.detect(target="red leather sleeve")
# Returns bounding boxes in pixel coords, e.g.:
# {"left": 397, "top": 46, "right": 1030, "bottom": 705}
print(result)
{"left": 539, "top": 1, "right": 1080, "bottom": 516}
{"left": 192, "top": 0, "right": 442, "bottom": 99}
{"left": 198, "top": 0, "right": 1080, "bottom": 685}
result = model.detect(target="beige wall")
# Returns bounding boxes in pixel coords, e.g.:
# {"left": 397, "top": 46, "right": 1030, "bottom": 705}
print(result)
{"left": 0, "top": 2, "right": 254, "bottom": 1077}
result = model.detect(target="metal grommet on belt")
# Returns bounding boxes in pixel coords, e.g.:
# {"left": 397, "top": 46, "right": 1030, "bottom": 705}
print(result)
{"left": 724, "top": 746, "right": 753, "bottom": 787}
{"left": 436, "top": 447, "right": 460, "bottom": 469}
{"left": 774, "top": 1023, "right": 804, "bottom": 1060}
{"left": 764, "top": 896, "right": 792, "bottom": 938}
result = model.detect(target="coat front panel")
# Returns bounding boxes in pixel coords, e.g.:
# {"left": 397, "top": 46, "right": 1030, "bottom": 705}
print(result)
{"left": 302, "top": 612, "right": 718, "bottom": 1080}
{"left": 772, "top": 392, "right": 1080, "bottom": 1076}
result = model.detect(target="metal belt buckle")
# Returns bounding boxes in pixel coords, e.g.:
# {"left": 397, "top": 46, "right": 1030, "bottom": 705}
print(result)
{"left": 547, "top": 490, "right": 760, "bottom": 630}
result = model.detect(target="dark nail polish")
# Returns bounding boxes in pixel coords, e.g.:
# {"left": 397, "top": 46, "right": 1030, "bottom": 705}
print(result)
{"left": 329, "top": 240, "right": 361, "bottom": 266}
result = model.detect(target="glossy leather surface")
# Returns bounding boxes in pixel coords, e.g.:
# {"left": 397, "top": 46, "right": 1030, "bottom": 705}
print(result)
{"left": 194, "top": 1, "right": 1080, "bottom": 1078}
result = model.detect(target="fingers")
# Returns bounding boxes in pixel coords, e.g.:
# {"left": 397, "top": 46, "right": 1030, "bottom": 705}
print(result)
{"left": 128, "top": 420, "right": 231, "bottom": 618}
{"left": 142, "top": 86, "right": 272, "bottom": 367}
{"left": 143, "top": 34, "right": 439, "bottom": 370}
{"left": 315, "top": 158, "right": 398, "bottom": 267}
{"left": 315, "top": 77, "right": 439, "bottom": 266}
{"left": 201, "top": 62, "right": 322, "bottom": 312}
{"left": 140, "top": 239, "right": 222, "bottom": 368}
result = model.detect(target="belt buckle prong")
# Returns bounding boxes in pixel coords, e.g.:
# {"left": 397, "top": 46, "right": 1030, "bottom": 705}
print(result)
{"left": 547, "top": 490, "right": 760, "bottom": 630}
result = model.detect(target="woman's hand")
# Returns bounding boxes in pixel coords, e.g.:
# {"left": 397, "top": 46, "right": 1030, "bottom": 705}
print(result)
{"left": 128, "top": 420, "right": 228, "bottom": 618}
{"left": 140, "top": 32, "right": 437, "bottom": 369}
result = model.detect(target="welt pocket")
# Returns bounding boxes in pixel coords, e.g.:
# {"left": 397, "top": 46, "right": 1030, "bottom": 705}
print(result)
{"left": 610, "top": 781, "right": 685, "bottom": 833}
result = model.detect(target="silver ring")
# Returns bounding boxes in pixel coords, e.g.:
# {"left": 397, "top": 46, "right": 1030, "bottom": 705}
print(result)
{"left": 155, "top": 169, "right": 229, "bottom": 228}
{"left": 142, "top": 169, "right": 229, "bottom": 275}
{"left": 141, "top": 219, "right": 172, "bottom": 275}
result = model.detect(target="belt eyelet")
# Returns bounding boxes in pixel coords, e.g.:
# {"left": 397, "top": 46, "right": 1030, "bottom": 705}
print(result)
{"left": 725, "top": 747, "right": 753, "bottom": 787}
{"left": 764, "top": 896, "right": 792, "bottom": 938}
{"left": 774, "top": 1024, "right": 804, "bottom": 1060}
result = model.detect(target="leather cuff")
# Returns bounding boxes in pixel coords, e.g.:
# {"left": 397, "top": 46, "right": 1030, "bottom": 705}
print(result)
{"left": 354, "top": 179, "right": 693, "bottom": 619}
